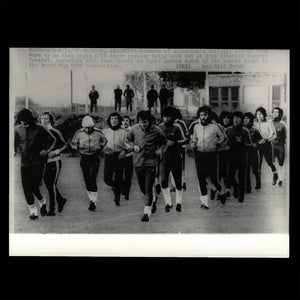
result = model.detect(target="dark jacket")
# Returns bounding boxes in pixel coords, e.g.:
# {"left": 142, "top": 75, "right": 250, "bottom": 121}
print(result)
{"left": 126, "top": 123, "right": 166, "bottom": 167}
{"left": 15, "top": 124, "right": 56, "bottom": 167}
{"left": 89, "top": 90, "right": 99, "bottom": 102}
{"left": 243, "top": 126, "right": 263, "bottom": 152}
{"left": 159, "top": 123, "right": 186, "bottom": 160}
{"left": 147, "top": 89, "right": 158, "bottom": 102}
{"left": 225, "top": 125, "right": 251, "bottom": 155}
{"left": 124, "top": 88, "right": 134, "bottom": 100}
{"left": 114, "top": 88, "right": 123, "bottom": 100}
{"left": 159, "top": 87, "right": 169, "bottom": 102}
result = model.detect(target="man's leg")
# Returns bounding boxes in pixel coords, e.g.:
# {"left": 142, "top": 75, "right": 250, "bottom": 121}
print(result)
{"left": 142, "top": 166, "right": 156, "bottom": 220}
{"left": 170, "top": 158, "right": 183, "bottom": 211}
{"left": 122, "top": 156, "right": 133, "bottom": 199}
{"left": 264, "top": 142, "right": 278, "bottom": 184}
{"left": 160, "top": 160, "right": 172, "bottom": 210}
{"left": 43, "top": 162, "right": 57, "bottom": 214}
{"left": 245, "top": 152, "right": 251, "bottom": 192}
{"left": 237, "top": 155, "right": 247, "bottom": 202}
{"left": 21, "top": 166, "right": 39, "bottom": 218}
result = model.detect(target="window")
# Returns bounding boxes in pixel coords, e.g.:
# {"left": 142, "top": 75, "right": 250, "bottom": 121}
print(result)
{"left": 209, "top": 87, "right": 219, "bottom": 108}
{"left": 221, "top": 87, "right": 229, "bottom": 102}
{"left": 209, "top": 86, "right": 239, "bottom": 110}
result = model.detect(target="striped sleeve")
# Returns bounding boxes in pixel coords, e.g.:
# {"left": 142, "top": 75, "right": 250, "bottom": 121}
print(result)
{"left": 174, "top": 123, "right": 188, "bottom": 145}
{"left": 52, "top": 128, "right": 68, "bottom": 154}
{"left": 71, "top": 129, "right": 82, "bottom": 150}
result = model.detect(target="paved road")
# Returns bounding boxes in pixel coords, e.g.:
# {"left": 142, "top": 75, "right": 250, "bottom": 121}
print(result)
{"left": 10, "top": 154, "right": 288, "bottom": 234}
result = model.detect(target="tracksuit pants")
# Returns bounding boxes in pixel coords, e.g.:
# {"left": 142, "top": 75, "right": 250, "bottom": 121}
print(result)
{"left": 228, "top": 153, "right": 247, "bottom": 200}
{"left": 43, "top": 160, "right": 64, "bottom": 212}
{"left": 258, "top": 141, "right": 277, "bottom": 173}
{"left": 195, "top": 151, "right": 221, "bottom": 196}
{"left": 246, "top": 150, "right": 261, "bottom": 190}
{"left": 21, "top": 164, "right": 45, "bottom": 205}
{"left": 104, "top": 153, "right": 124, "bottom": 202}
{"left": 135, "top": 166, "right": 156, "bottom": 207}
{"left": 80, "top": 154, "right": 100, "bottom": 192}
{"left": 122, "top": 155, "right": 133, "bottom": 198}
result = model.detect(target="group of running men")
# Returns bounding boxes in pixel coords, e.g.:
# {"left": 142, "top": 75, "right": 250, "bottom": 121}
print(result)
{"left": 14, "top": 105, "right": 287, "bottom": 222}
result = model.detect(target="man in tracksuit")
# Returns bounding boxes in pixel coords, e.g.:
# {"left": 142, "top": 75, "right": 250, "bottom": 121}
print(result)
{"left": 40, "top": 112, "right": 68, "bottom": 216}
{"left": 71, "top": 115, "right": 107, "bottom": 211}
{"left": 243, "top": 112, "right": 263, "bottom": 192}
{"left": 14, "top": 108, "right": 56, "bottom": 220}
{"left": 190, "top": 106, "right": 225, "bottom": 209}
{"left": 121, "top": 116, "right": 133, "bottom": 200}
{"left": 271, "top": 107, "right": 287, "bottom": 186}
{"left": 126, "top": 110, "right": 167, "bottom": 222}
{"left": 159, "top": 106, "right": 187, "bottom": 213}
{"left": 254, "top": 107, "right": 278, "bottom": 185}
{"left": 225, "top": 111, "right": 252, "bottom": 202}
{"left": 102, "top": 112, "right": 129, "bottom": 206}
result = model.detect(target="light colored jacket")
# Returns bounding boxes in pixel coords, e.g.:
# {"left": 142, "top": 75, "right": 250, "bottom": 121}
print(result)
{"left": 71, "top": 128, "right": 107, "bottom": 155}
{"left": 102, "top": 127, "right": 128, "bottom": 154}
{"left": 191, "top": 120, "right": 226, "bottom": 152}
{"left": 253, "top": 120, "right": 276, "bottom": 141}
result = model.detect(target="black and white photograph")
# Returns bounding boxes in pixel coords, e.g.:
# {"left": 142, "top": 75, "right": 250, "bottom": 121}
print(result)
{"left": 9, "top": 48, "right": 289, "bottom": 257}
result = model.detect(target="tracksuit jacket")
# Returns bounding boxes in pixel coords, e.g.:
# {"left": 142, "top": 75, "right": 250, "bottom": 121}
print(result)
{"left": 126, "top": 123, "right": 167, "bottom": 167}
{"left": 15, "top": 124, "right": 56, "bottom": 167}
{"left": 253, "top": 120, "right": 276, "bottom": 142}
{"left": 191, "top": 120, "right": 226, "bottom": 152}
{"left": 71, "top": 128, "right": 107, "bottom": 155}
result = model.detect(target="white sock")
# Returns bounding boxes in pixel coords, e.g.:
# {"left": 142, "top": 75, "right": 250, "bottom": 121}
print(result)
{"left": 162, "top": 187, "right": 172, "bottom": 205}
{"left": 86, "top": 190, "right": 92, "bottom": 201}
{"left": 201, "top": 195, "right": 209, "bottom": 206}
{"left": 90, "top": 191, "right": 98, "bottom": 203}
{"left": 278, "top": 165, "right": 285, "bottom": 182}
{"left": 144, "top": 205, "right": 152, "bottom": 216}
{"left": 175, "top": 188, "right": 183, "bottom": 204}
{"left": 37, "top": 195, "right": 46, "bottom": 207}
{"left": 28, "top": 204, "right": 38, "bottom": 216}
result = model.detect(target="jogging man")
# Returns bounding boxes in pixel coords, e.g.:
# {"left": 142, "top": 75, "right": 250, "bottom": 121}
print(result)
{"left": 190, "top": 106, "right": 225, "bottom": 209}
{"left": 173, "top": 107, "right": 190, "bottom": 191}
{"left": 218, "top": 111, "right": 232, "bottom": 199}
{"left": 14, "top": 108, "right": 56, "bottom": 220}
{"left": 121, "top": 116, "right": 133, "bottom": 200}
{"left": 159, "top": 107, "right": 187, "bottom": 213}
{"left": 271, "top": 107, "right": 287, "bottom": 186}
{"left": 71, "top": 115, "right": 107, "bottom": 211}
{"left": 225, "top": 111, "right": 252, "bottom": 202}
{"left": 102, "top": 112, "right": 128, "bottom": 206}
{"left": 126, "top": 110, "right": 167, "bottom": 221}
{"left": 243, "top": 112, "right": 263, "bottom": 192}
{"left": 40, "top": 112, "right": 68, "bottom": 216}
{"left": 254, "top": 107, "right": 278, "bottom": 185}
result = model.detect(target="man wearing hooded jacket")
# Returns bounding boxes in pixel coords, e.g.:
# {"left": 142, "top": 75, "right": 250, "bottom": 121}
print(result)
{"left": 71, "top": 115, "right": 107, "bottom": 211}
{"left": 14, "top": 108, "right": 56, "bottom": 220}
